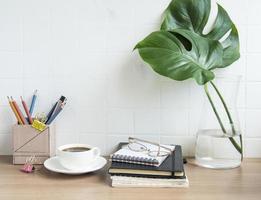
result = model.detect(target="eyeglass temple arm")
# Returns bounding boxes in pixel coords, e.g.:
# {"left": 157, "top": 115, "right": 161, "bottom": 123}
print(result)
{"left": 128, "top": 137, "right": 173, "bottom": 152}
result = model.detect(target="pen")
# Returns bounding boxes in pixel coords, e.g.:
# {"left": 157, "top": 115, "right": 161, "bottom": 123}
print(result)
{"left": 29, "top": 90, "right": 37, "bottom": 115}
{"left": 46, "top": 102, "right": 58, "bottom": 122}
{"left": 46, "top": 96, "right": 66, "bottom": 124}
{"left": 46, "top": 100, "right": 66, "bottom": 125}
{"left": 21, "top": 96, "right": 33, "bottom": 124}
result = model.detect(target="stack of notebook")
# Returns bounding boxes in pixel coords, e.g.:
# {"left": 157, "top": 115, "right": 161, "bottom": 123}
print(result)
{"left": 109, "top": 143, "right": 189, "bottom": 188}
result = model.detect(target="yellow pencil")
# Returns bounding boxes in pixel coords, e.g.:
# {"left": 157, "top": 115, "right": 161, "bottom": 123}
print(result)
{"left": 7, "top": 96, "right": 23, "bottom": 125}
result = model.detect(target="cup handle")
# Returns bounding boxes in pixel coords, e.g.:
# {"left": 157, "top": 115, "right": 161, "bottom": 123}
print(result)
{"left": 92, "top": 147, "right": 101, "bottom": 158}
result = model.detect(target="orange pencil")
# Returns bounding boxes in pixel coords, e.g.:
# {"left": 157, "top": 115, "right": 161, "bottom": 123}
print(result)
{"left": 7, "top": 96, "right": 23, "bottom": 125}
{"left": 20, "top": 96, "right": 33, "bottom": 124}
{"left": 11, "top": 97, "right": 27, "bottom": 125}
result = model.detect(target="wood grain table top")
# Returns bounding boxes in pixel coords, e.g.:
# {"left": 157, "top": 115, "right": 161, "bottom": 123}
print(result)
{"left": 0, "top": 156, "right": 261, "bottom": 200}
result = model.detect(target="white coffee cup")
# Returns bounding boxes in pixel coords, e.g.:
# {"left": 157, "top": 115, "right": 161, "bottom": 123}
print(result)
{"left": 57, "top": 144, "right": 101, "bottom": 171}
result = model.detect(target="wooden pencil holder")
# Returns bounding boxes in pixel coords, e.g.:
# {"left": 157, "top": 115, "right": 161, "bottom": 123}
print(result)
{"left": 12, "top": 124, "right": 56, "bottom": 164}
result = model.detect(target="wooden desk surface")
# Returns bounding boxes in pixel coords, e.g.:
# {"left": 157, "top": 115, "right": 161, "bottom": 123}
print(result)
{"left": 0, "top": 156, "right": 261, "bottom": 200}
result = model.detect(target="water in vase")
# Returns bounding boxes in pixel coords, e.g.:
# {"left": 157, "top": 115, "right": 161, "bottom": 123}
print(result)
{"left": 195, "top": 129, "right": 241, "bottom": 169}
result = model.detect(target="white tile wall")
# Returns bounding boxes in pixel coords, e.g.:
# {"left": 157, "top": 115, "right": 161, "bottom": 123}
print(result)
{"left": 0, "top": 0, "right": 261, "bottom": 157}
{"left": 108, "top": 109, "right": 134, "bottom": 134}
{"left": 247, "top": 27, "right": 261, "bottom": 53}
{"left": 134, "top": 109, "right": 160, "bottom": 135}
{"left": 245, "top": 110, "right": 261, "bottom": 138}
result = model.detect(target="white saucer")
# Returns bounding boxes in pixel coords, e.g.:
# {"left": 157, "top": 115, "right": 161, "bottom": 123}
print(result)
{"left": 44, "top": 156, "right": 107, "bottom": 175}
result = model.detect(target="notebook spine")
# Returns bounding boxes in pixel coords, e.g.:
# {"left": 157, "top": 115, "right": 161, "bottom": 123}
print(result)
{"left": 173, "top": 145, "right": 184, "bottom": 175}
{"left": 111, "top": 154, "right": 159, "bottom": 166}
{"left": 109, "top": 173, "right": 186, "bottom": 179}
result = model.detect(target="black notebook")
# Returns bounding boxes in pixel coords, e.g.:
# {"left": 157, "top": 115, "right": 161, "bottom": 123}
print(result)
{"left": 109, "top": 143, "right": 185, "bottom": 178}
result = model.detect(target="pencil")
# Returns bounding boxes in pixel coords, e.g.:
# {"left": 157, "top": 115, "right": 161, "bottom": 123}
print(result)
{"left": 7, "top": 96, "right": 23, "bottom": 125}
{"left": 29, "top": 90, "right": 37, "bottom": 115}
{"left": 11, "top": 97, "right": 27, "bottom": 125}
{"left": 21, "top": 96, "right": 33, "bottom": 124}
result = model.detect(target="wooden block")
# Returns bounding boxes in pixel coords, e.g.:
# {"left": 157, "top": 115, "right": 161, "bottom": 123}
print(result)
{"left": 12, "top": 125, "right": 55, "bottom": 165}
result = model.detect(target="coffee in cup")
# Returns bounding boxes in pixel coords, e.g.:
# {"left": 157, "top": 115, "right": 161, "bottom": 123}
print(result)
{"left": 57, "top": 144, "right": 101, "bottom": 171}
{"left": 62, "top": 147, "right": 90, "bottom": 152}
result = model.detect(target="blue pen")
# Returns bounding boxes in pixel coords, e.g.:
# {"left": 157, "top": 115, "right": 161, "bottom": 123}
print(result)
{"left": 29, "top": 90, "right": 37, "bottom": 115}
{"left": 46, "top": 106, "right": 62, "bottom": 125}
{"left": 46, "top": 96, "right": 66, "bottom": 122}
{"left": 46, "top": 100, "right": 66, "bottom": 125}
{"left": 46, "top": 102, "right": 57, "bottom": 122}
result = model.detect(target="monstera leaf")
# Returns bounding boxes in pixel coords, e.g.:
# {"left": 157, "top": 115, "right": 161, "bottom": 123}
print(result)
{"left": 134, "top": 29, "right": 223, "bottom": 85}
{"left": 135, "top": 0, "right": 240, "bottom": 85}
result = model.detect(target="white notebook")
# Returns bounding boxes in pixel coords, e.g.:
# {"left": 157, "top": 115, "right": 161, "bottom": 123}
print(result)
{"left": 111, "top": 176, "right": 189, "bottom": 188}
{"left": 110, "top": 142, "right": 175, "bottom": 167}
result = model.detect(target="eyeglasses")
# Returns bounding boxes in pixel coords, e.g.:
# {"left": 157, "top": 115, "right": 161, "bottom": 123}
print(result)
{"left": 127, "top": 137, "right": 173, "bottom": 157}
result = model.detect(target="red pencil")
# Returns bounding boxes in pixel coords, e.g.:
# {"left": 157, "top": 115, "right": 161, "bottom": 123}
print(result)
{"left": 20, "top": 96, "right": 33, "bottom": 124}
{"left": 11, "top": 97, "right": 27, "bottom": 125}
{"left": 7, "top": 96, "right": 23, "bottom": 125}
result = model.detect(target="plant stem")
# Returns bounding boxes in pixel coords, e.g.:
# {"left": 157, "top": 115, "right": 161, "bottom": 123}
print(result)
{"left": 204, "top": 84, "right": 226, "bottom": 133}
{"left": 239, "top": 134, "right": 243, "bottom": 161}
{"left": 228, "top": 137, "right": 242, "bottom": 154}
{"left": 204, "top": 83, "right": 242, "bottom": 157}
{"left": 209, "top": 81, "right": 243, "bottom": 159}
{"left": 210, "top": 81, "right": 236, "bottom": 135}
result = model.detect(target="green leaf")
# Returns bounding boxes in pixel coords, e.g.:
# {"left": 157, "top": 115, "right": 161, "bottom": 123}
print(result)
{"left": 161, "top": 0, "right": 211, "bottom": 34}
{"left": 160, "top": 0, "right": 240, "bottom": 68}
{"left": 221, "top": 24, "right": 240, "bottom": 67}
{"left": 135, "top": 29, "right": 223, "bottom": 85}
{"left": 205, "top": 4, "right": 233, "bottom": 40}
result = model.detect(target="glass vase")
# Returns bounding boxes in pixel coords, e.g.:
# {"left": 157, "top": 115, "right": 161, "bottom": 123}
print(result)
{"left": 195, "top": 75, "right": 243, "bottom": 169}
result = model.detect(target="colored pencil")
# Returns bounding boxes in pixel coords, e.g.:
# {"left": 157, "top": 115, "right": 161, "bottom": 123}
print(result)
{"left": 21, "top": 96, "right": 33, "bottom": 124}
{"left": 7, "top": 96, "right": 23, "bottom": 125}
{"left": 29, "top": 90, "right": 37, "bottom": 115}
{"left": 11, "top": 97, "right": 27, "bottom": 125}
